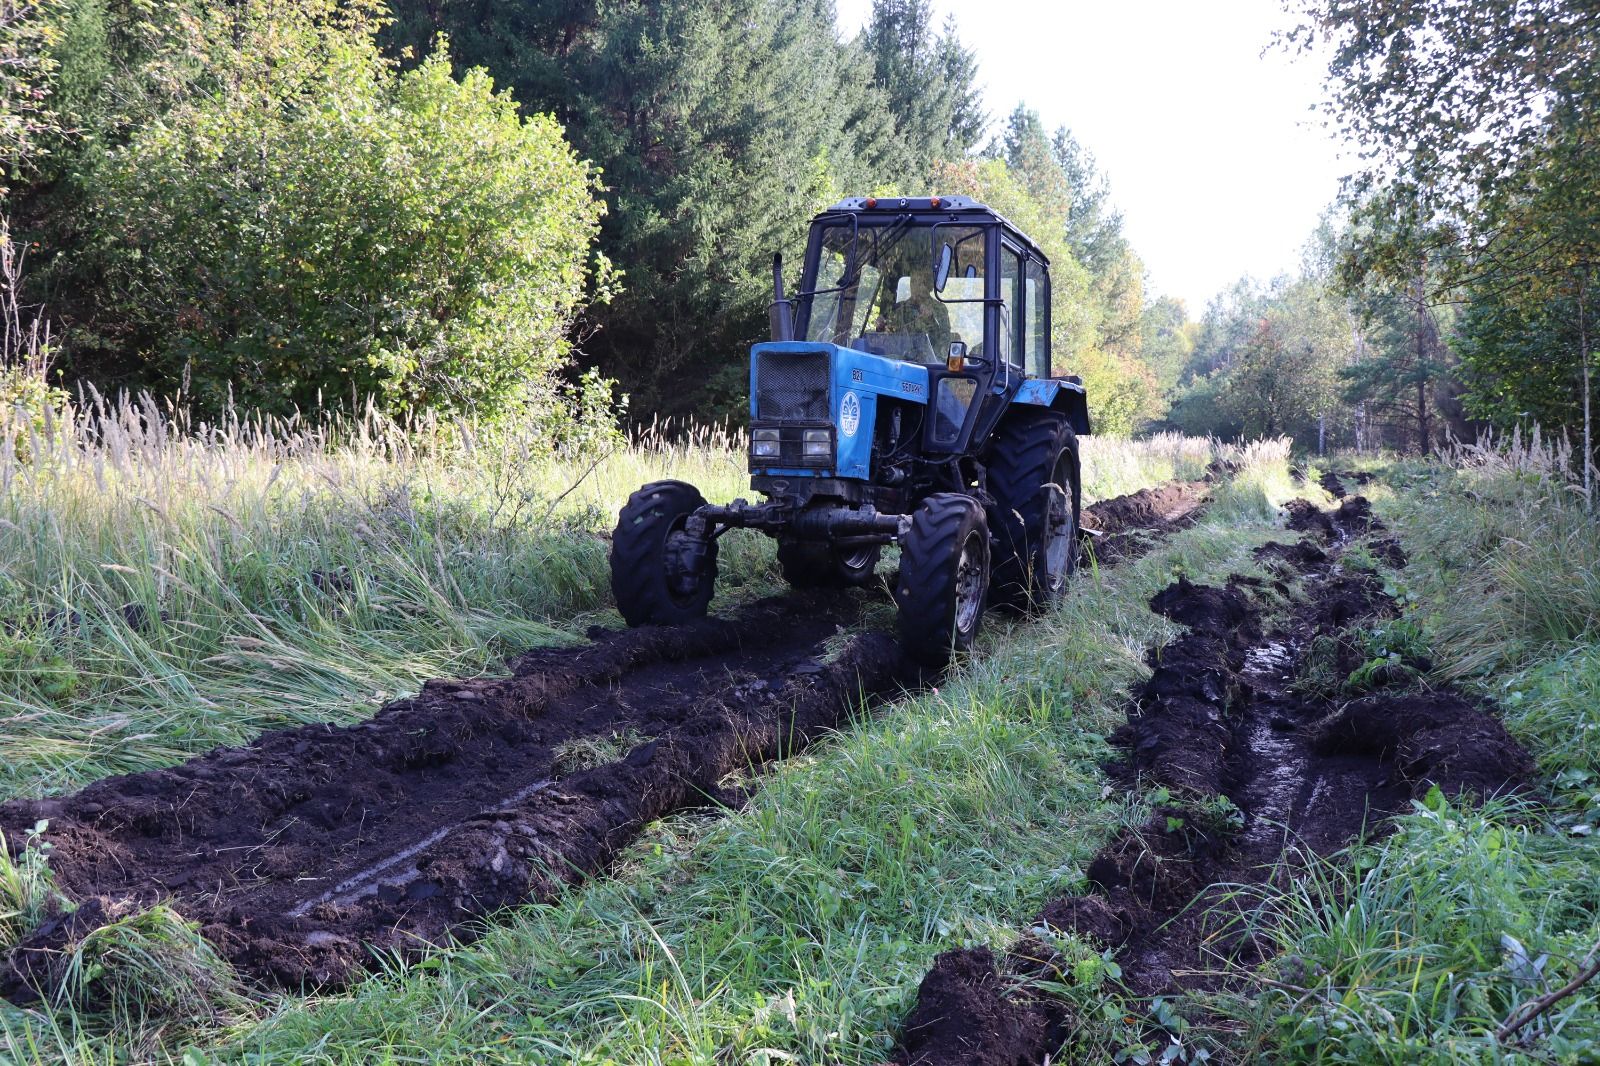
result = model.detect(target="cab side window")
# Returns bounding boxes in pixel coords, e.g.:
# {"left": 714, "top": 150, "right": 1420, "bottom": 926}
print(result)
{"left": 1000, "top": 246, "right": 1023, "bottom": 368}
{"left": 1024, "top": 258, "right": 1049, "bottom": 377}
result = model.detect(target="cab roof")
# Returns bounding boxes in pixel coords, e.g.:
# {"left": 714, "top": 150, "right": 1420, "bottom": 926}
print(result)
{"left": 819, "top": 195, "right": 1050, "bottom": 265}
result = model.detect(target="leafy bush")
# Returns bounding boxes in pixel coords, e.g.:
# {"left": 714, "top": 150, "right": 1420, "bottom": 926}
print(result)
{"left": 85, "top": 3, "right": 607, "bottom": 422}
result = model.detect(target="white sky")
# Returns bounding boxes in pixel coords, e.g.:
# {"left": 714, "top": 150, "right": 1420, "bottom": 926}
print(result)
{"left": 835, "top": 0, "right": 1350, "bottom": 314}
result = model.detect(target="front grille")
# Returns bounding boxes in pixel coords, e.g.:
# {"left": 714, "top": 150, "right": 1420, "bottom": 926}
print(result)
{"left": 756, "top": 350, "right": 829, "bottom": 421}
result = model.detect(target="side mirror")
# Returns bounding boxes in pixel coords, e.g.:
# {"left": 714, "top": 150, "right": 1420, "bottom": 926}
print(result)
{"left": 934, "top": 242, "right": 954, "bottom": 293}
{"left": 946, "top": 340, "right": 967, "bottom": 372}
{"left": 963, "top": 264, "right": 977, "bottom": 279}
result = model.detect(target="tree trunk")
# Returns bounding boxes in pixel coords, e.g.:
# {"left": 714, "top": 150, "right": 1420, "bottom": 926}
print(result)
{"left": 1581, "top": 272, "right": 1592, "bottom": 510}
{"left": 1413, "top": 272, "right": 1432, "bottom": 457}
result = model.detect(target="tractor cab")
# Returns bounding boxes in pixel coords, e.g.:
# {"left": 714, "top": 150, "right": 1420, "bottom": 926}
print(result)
{"left": 794, "top": 195, "right": 1051, "bottom": 382}
{"left": 757, "top": 195, "right": 1080, "bottom": 473}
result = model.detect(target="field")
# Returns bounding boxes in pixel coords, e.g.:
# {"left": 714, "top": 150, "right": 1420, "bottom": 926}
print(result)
{"left": 0, "top": 406, "right": 1597, "bottom": 1064}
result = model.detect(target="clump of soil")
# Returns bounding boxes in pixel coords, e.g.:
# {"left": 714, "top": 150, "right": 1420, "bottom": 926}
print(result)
{"left": 0, "top": 899, "right": 111, "bottom": 1005}
{"left": 890, "top": 947, "right": 1069, "bottom": 1066}
{"left": 1253, "top": 538, "right": 1327, "bottom": 569}
{"left": 1311, "top": 692, "right": 1534, "bottom": 798}
{"left": 888, "top": 494, "right": 1535, "bottom": 1061}
{"left": 1319, "top": 469, "right": 1377, "bottom": 499}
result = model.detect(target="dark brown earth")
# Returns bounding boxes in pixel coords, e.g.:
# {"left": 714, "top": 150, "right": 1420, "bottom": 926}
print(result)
{"left": 0, "top": 483, "right": 1206, "bottom": 1002}
{"left": 890, "top": 477, "right": 1535, "bottom": 1066}
{"left": 1081, "top": 480, "right": 1208, "bottom": 563}
{"left": 0, "top": 594, "right": 925, "bottom": 994}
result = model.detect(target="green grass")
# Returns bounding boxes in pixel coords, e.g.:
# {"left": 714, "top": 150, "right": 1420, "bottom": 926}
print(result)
{"left": 206, "top": 485, "right": 1291, "bottom": 1066}
{"left": 1210, "top": 792, "right": 1600, "bottom": 1064}
{"left": 0, "top": 420, "right": 1298, "bottom": 1064}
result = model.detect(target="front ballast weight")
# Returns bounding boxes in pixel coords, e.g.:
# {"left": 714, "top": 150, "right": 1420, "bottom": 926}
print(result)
{"left": 609, "top": 481, "right": 993, "bottom": 667}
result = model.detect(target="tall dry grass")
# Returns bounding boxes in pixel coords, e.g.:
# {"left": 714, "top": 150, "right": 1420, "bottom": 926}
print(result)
{"left": 0, "top": 395, "right": 761, "bottom": 799}
{"left": 0, "top": 389, "right": 1254, "bottom": 801}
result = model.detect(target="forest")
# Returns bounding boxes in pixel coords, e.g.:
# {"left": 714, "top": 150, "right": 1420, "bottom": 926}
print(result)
{"left": 3, "top": 0, "right": 1596, "bottom": 466}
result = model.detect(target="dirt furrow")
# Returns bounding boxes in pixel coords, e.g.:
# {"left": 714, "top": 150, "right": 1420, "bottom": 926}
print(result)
{"left": 891, "top": 483, "right": 1534, "bottom": 1066}
{"left": 0, "top": 481, "right": 1210, "bottom": 1000}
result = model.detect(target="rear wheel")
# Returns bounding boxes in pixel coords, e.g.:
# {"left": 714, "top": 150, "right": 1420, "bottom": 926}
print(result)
{"left": 987, "top": 411, "right": 1081, "bottom": 612}
{"left": 895, "top": 493, "right": 990, "bottom": 668}
{"left": 610, "top": 480, "right": 717, "bottom": 626}
{"left": 776, "top": 540, "right": 882, "bottom": 589}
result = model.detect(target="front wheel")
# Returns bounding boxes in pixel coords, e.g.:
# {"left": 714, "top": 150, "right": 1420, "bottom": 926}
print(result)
{"left": 610, "top": 480, "right": 717, "bottom": 626}
{"left": 895, "top": 493, "right": 991, "bottom": 668}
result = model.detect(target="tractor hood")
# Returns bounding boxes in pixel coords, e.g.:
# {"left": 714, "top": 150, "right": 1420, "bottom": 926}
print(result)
{"left": 748, "top": 341, "right": 929, "bottom": 480}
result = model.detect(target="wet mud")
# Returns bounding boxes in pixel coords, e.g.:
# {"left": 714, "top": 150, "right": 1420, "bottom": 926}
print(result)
{"left": 1, "top": 481, "right": 1209, "bottom": 1000}
{"left": 891, "top": 478, "right": 1534, "bottom": 1065}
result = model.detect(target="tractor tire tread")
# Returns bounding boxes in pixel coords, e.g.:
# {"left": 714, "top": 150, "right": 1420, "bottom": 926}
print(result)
{"left": 895, "top": 492, "right": 989, "bottom": 668}
{"left": 610, "top": 480, "right": 716, "bottom": 626}
{"left": 986, "top": 410, "right": 1080, "bottom": 612}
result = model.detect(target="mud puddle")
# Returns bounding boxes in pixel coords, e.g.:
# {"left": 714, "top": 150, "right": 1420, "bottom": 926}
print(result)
{"left": 1, "top": 482, "right": 1208, "bottom": 1000}
{"left": 891, "top": 480, "right": 1534, "bottom": 1066}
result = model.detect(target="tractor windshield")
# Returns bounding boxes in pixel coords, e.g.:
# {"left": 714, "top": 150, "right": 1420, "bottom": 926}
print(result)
{"left": 800, "top": 221, "right": 987, "bottom": 362}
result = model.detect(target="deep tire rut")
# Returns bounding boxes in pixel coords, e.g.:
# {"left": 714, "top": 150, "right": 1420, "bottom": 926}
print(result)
{"left": 891, "top": 482, "right": 1535, "bottom": 1066}
{"left": 0, "top": 482, "right": 1210, "bottom": 1000}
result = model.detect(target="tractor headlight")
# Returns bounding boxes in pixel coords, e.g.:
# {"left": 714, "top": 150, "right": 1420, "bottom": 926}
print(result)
{"left": 752, "top": 428, "right": 780, "bottom": 458}
{"left": 802, "top": 429, "right": 832, "bottom": 457}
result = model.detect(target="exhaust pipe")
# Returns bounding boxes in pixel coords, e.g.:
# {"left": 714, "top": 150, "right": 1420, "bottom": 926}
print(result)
{"left": 768, "top": 252, "right": 795, "bottom": 342}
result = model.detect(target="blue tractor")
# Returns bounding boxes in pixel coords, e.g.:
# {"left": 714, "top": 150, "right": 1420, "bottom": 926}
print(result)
{"left": 610, "top": 195, "right": 1091, "bottom": 666}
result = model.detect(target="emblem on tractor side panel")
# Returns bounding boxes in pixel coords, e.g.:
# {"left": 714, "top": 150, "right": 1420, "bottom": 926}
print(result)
{"left": 840, "top": 391, "right": 861, "bottom": 438}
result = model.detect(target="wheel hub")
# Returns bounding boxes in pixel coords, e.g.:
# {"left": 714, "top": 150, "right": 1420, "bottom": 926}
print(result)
{"left": 954, "top": 532, "right": 985, "bottom": 633}
{"left": 663, "top": 527, "right": 706, "bottom": 600}
{"left": 1041, "top": 483, "right": 1071, "bottom": 591}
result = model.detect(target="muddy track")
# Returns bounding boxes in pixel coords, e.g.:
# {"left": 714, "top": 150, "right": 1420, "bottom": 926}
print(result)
{"left": 0, "top": 483, "right": 1207, "bottom": 1000}
{"left": 891, "top": 481, "right": 1535, "bottom": 1066}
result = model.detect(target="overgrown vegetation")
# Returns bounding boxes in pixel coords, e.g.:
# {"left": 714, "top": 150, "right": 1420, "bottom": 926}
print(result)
{"left": 0, "top": 394, "right": 1218, "bottom": 804}
{"left": 0, "top": 400, "right": 763, "bottom": 800}
{"left": 0, "top": 437, "right": 1299, "bottom": 1064}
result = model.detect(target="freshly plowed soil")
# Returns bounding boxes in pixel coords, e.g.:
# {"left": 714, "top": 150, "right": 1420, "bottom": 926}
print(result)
{"left": 1082, "top": 481, "right": 1208, "bottom": 563}
{"left": 890, "top": 483, "right": 1535, "bottom": 1065}
{"left": 1, "top": 481, "right": 1210, "bottom": 1001}
{"left": 0, "top": 593, "right": 920, "bottom": 992}
{"left": 889, "top": 947, "right": 1069, "bottom": 1066}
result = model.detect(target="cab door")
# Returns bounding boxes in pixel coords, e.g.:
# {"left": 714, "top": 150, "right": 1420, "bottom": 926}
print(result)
{"left": 923, "top": 232, "right": 1027, "bottom": 454}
